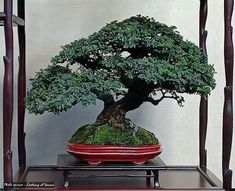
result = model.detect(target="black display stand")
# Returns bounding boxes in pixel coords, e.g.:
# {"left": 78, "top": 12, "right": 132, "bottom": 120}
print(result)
{"left": 14, "top": 155, "right": 224, "bottom": 190}
{"left": 57, "top": 154, "right": 166, "bottom": 188}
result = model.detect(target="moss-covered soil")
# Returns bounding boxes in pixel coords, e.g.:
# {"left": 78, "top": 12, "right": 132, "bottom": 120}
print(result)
{"left": 69, "top": 124, "right": 159, "bottom": 146}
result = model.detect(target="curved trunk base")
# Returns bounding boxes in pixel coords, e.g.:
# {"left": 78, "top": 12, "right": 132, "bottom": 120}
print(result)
{"left": 96, "top": 104, "right": 136, "bottom": 130}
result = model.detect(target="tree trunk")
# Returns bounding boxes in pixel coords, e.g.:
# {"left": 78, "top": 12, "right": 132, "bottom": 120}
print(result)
{"left": 96, "top": 102, "right": 129, "bottom": 130}
{"left": 96, "top": 85, "right": 154, "bottom": 130}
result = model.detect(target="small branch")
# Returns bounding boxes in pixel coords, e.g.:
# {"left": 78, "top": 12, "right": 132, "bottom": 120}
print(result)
{"left": 145, "top": 89, "right": 185, "bottom": 106}
{"left": 144, "top": 96, "right": 163, "bottom": 105}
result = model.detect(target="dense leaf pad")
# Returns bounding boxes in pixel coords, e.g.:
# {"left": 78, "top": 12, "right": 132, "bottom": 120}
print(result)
{"left": 26, "top": 15, "right": 216, "bottom": 116}
{"left": 69, "top": 124, "right": 159, "bottom": 146}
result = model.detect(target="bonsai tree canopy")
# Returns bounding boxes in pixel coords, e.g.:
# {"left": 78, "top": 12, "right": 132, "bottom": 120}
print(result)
{"left": 26, "top": 15, "right": 216, "bottom": 133}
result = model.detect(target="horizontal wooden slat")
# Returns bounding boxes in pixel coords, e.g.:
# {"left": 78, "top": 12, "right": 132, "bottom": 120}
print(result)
{"left": 13, "top": 15, "right": 25, "bottom": 26}
{"left": 0, "top": 14, "right": 25, "bottom": 26}
{"left": 0, "top": 12, "right": 6, "bottom": 20}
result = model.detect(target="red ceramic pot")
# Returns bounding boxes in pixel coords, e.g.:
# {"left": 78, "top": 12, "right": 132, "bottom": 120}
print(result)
{"left": 67, "top": 142, "right": 162, "bottom": 165}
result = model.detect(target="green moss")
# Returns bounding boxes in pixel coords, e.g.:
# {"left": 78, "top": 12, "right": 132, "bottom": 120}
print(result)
{"left": 69, "top": 124, "right": 159, "bottom": 146}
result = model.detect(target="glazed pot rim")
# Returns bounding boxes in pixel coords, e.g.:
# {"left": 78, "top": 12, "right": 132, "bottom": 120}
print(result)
{"left": 67, "top": 142, "right": 161, "bottom": 150}
{"left": 67, "top": 148, "right": 162, "bottom": 155}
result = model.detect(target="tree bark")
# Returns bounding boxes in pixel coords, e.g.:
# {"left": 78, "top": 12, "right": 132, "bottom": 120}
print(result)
{"left": 96, "top": 102, "right": 128, "bottom": 130}
{"left": 96, "top": 84, "right": 154, "bottom": 130}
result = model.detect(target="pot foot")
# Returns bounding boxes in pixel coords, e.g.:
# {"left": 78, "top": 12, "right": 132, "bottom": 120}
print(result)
{"left": 88, "top": 161, "right": 101, "bottom": 165}
{"left": 133, "top": 161, "right": 145, "bottom": 165}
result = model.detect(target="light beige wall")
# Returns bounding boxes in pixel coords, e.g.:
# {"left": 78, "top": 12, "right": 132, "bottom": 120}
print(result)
{"left": 0, "top": 0, "right": 234, "bottom": 188}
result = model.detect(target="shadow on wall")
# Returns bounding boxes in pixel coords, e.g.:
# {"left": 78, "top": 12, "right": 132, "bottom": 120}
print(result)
{"left": 25, "top": 102, "right": 102, "bottom": 165}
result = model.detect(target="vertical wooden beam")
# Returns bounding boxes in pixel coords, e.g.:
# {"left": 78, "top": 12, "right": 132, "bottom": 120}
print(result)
{"left": 17, "top": 0, "right": 26, "bottom": 169}
{"left": 199, "top": 0, "right": 208, "bottom": 170}
{"left": 223, "top": 0, "right": 234, "bottom": 190}
{"left": 3, "top": 0, "right": 14, "bottom": 190}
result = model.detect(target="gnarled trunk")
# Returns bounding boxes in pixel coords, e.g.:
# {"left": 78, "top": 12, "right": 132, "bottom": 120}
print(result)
{"left": 96, "top": 85, "right": 154, "bottom": 130}
{"left": 96, "top": 103, "right": 128, "bottom": 130}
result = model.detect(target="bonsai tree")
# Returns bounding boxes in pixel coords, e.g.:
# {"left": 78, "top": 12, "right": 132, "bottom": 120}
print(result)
{"left": 26, "top": 16, "right": 215, "bottom": 145}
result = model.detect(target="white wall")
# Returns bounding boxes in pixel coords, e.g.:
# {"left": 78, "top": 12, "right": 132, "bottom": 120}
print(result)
{"left": 0, "top": 0, "right": 234, "bottom": 188}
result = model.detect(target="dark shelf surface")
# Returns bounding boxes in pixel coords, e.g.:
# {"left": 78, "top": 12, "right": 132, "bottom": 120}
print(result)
{"left": 12, "top": 154, "right": 224, "bottom": 191}
{"left": 13, "top": 168, "right": 224, "bottom": 190}
{"left": 57, "top": 154, "right": 167, "bottom": 170}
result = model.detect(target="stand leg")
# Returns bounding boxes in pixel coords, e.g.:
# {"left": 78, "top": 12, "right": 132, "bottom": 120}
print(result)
{"left": 152, "top": 170, "right": 160, "bottom": 188}
{"left": 63, "top": 170, "right": 70, "bottom": 188}
{"left": 146, "top": 170, "right": 151, "bottom": 184}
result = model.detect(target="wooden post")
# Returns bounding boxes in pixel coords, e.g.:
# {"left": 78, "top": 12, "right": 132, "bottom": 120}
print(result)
{"left": 3, "top": 0, "right": 14, "bottom": 190}
{"left": 223, "top": 0, "right": 234, "bottom": 190}
{"left": 199, "top": 0, "right": 208, "bottom": 170}
{"left": 17, "top": 0, "right": 26, "bottom": 169}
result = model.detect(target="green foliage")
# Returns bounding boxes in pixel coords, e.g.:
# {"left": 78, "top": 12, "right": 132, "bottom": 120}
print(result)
{"left": 69, "top": 124, "right": 159, "bottom": 146}
{"left": 26, "top": 65, "right": 123, "bottom": 114}
{"left": 26, "top": 15, "right": 216, "bottom": 114}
